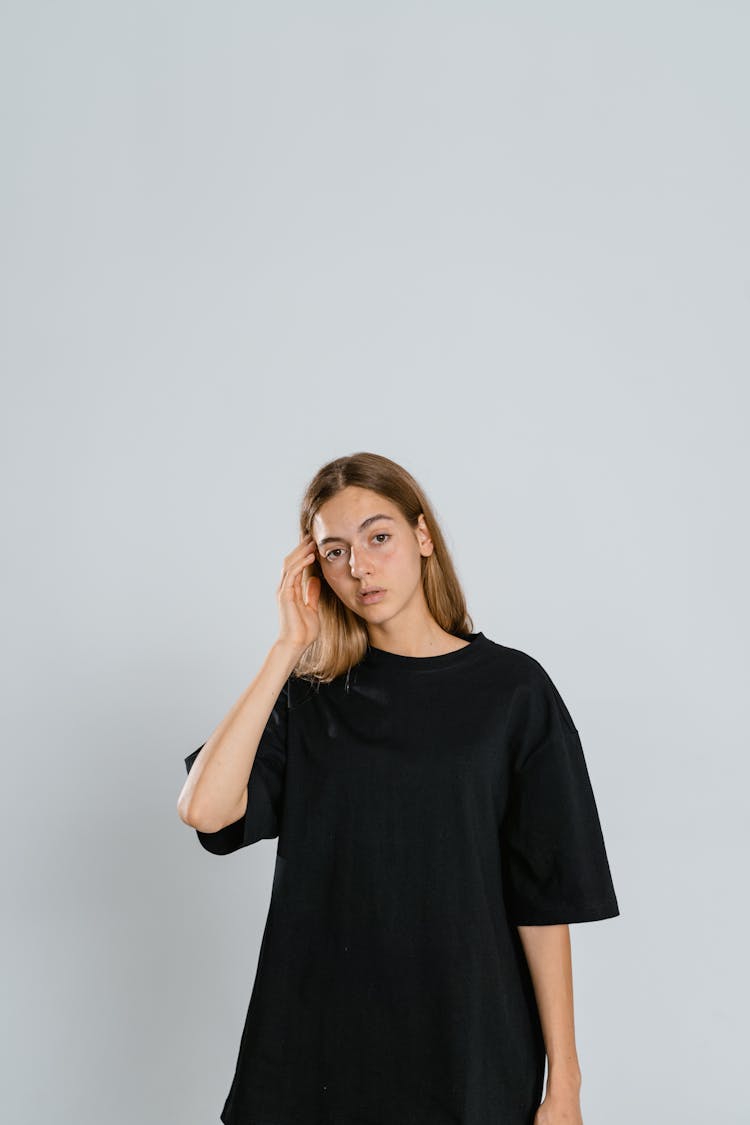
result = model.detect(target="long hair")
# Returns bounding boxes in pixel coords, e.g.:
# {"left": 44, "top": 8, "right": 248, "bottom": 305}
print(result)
{"left": 293, "top": 451, "right": 474, "bottom": 684}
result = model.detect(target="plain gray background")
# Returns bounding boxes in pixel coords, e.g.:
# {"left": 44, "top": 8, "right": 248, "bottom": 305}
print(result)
{"left": 2, "top": 2, "right": 747, "bottom": 1123}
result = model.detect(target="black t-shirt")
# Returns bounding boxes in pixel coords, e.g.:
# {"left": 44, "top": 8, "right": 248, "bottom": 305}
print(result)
{"left": 184, "top": 631, "right": 620, "bottom": 1125}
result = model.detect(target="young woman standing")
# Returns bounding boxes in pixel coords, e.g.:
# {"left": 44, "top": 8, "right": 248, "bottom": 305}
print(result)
{"left": 178, "top": 451, "right": 620, "bottom": 1125}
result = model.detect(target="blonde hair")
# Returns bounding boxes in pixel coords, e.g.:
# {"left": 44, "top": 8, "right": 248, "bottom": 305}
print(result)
{"left": 293, "top": 451, "right": 474, "bottom": 684}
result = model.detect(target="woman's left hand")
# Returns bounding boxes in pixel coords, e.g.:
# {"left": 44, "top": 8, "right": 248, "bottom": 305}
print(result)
{"left": 533, "top": 1087, "right": 584, "bottom": 1124}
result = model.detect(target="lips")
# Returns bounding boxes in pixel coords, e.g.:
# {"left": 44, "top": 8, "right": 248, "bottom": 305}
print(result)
{"left": 358, "top": 588, "right": 386, "bottom": 603}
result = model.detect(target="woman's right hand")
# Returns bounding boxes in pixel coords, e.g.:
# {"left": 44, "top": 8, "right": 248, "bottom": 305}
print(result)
{"left": 276, "top": 533, "right": 322, "bottom": 652}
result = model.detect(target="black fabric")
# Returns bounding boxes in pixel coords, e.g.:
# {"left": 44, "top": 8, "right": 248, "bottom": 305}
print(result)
{"left": 183, "top": 632, "right": 619, "bottom": 1125}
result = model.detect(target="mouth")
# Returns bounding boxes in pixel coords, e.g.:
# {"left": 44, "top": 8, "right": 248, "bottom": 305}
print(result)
{"left": 358, "top": 588, "right": 386, "bottom": 604}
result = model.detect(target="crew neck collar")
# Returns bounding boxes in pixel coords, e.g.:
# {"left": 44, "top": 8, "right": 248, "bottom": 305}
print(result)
{"left": 363, "top": 631, "right": 488, "bottom": 671}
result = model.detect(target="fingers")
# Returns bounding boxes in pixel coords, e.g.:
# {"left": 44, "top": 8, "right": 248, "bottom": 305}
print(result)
{"left": 286, "top": 535, "right": 316, "bottom": 567}
{"left": 278, "top": 534, "right": 317, "bottom": 595}
{"left": 295, "top": 533, "right": 316, "bottom": 568}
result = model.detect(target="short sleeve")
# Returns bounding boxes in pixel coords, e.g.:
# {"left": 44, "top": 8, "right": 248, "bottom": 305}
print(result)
{"left": 183, "top": 677, "right": 290, "bottom": 856}
{"left": 500, "top": 659, "right": 620, "bottom": 925}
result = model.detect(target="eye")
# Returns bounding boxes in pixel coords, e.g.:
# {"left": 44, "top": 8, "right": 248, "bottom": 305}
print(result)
{"left": 323, "top": 533, "right": 390, "bottom": 563}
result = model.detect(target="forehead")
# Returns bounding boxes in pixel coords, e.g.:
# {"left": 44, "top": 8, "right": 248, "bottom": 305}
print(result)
{"left": 312, "top": 487, "right": 401, "bottom": 538}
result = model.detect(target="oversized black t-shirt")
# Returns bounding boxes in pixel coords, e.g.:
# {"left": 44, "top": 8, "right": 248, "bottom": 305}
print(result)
{"left": 184, "top": 631, "right": 620, "bottom": 1125}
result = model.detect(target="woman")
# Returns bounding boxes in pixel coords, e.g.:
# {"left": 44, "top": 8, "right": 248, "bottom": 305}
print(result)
{"left": 178, "top": 451, "right": 620, "bottom": 1125}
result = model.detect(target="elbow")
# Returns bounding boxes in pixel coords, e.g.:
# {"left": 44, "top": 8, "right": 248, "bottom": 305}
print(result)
{"left": 177, "top": 792, "right": 211, "bottom": 833}
{"left": 177, "top": 775, "right": 213, "bottom": 832}
{"left": 178, "top": 791, "right": 244, "bottom": 835}
{"left": 177, "top": 791, "right": 199, "bottom": 829}
{"left": 177, "top": 785, "right": 211, "bottom": 832}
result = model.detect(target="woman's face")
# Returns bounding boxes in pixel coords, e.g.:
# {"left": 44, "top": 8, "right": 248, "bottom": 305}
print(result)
{"left": 311, "top": 486, "right": 433, "bottom": 623}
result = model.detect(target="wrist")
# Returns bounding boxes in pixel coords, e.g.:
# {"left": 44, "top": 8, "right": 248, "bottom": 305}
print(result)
{"left": 546, "top": 1063, "right": 582, "bottom": 1093}
{"left": 271, "top": 637, "right": 307, "bottom": 668}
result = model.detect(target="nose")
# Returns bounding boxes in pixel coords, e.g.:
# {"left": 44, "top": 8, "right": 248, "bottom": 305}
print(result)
{"left": 349, "top": 545, "right": 372, "bottom": 580}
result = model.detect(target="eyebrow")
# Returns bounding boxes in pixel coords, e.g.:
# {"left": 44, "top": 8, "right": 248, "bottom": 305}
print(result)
{"left": 317, "top": 514, "right": 395, "bottom": 547}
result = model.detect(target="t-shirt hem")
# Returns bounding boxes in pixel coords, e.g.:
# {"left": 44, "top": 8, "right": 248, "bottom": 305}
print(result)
{"left": 508, "top": 896, "right": 621, "bottom": 925}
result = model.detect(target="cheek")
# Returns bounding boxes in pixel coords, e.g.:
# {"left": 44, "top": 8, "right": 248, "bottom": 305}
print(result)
{"left": 322, "top": 568, "right": 349, "bottom": 593}
{"left": 322, "top": 569, "right": 340, "bottom": 590}
{"left": 379, "top": 541, "right": 407, "bottom": 572}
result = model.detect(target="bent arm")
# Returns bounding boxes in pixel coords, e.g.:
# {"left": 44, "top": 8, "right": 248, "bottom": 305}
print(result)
{"left": 176, "top": 639, "right": 302, "bottom": 834}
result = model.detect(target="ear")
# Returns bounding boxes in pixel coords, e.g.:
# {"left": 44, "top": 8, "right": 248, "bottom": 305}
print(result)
{"left": 416, "top": 513, "right": 434, "bottom": 557}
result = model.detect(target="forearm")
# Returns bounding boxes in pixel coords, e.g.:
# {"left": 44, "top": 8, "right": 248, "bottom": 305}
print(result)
{"left": 516, "top": 923, "right": 582, "bottom": 1090}
{"left": 177, "top": 639, "right": 302, "bottom": 832}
